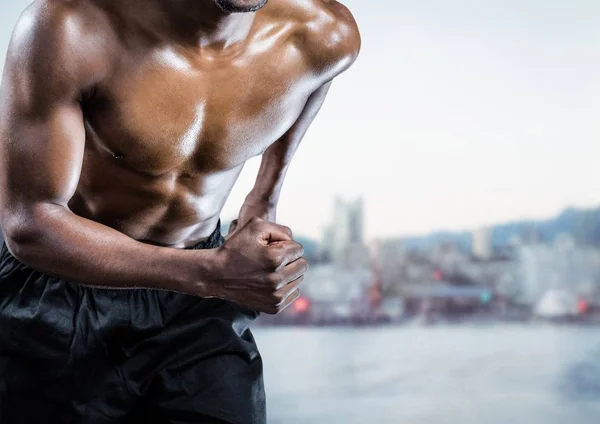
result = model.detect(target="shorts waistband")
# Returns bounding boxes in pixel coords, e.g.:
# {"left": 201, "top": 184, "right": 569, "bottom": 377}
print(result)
{"left": 187, "top": 219, "right": 225, "bottom": 250}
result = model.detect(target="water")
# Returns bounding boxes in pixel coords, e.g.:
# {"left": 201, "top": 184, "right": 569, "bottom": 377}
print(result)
{"left": 253, "top": 325, "right": 600, "bottom": 424}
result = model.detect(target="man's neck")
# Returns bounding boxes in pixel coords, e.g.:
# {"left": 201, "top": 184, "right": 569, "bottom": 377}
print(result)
{"left": 109, "top": 0, "right": 257, "bottom": 50}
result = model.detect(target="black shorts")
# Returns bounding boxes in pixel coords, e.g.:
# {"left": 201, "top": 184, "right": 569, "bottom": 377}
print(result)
{"left": 0, "top": 222, "right": 265, "bottom": 424}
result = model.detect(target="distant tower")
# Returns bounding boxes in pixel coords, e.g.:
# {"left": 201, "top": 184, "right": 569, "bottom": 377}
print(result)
{"left": 323, "top": 196, "right": 368, "bottom": 267}
{"left": 332, "top": 197, "right": 364, "bottom": 244}
{"left": 472, "top": 227, "right": 492, "bottom": 259}
{"left": 348, "top": 197, "right": 364, "bottom": 245}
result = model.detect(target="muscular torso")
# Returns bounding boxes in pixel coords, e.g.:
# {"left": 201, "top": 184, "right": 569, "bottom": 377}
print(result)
{"left": 64, "top": 0, "right": 344, "bottom": 247}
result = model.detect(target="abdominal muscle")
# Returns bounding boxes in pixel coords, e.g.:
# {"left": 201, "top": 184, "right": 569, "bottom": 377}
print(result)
{"left": 68, "top": 148, "right": 245, "bottom": 248}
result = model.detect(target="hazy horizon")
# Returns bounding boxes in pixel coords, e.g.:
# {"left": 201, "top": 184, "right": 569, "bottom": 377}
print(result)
{"left": 1, "top": 0, "right": 599, "bottom": 240}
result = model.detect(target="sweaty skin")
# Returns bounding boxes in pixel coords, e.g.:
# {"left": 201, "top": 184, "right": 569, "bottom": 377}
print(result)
{"left": 0, "top": 0, "right": 360, "bottom": 314}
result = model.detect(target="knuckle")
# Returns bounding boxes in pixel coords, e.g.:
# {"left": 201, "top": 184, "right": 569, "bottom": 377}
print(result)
{"left": 272, "top": 292, "right": 285, "bottom": 304}
{"left": 267, "top": 251, "right": 284, "bottom": 268}
{"left": 265, "top": 273, "right": 281, "bottom": 289}
{"left": 247, "top": 216, "right": 263, "bottom": 229}
{"left": 297, "top": 258, "right": 309, "bottom": 273}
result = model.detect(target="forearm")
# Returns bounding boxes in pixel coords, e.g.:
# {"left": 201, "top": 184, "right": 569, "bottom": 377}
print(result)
{"left": 247, "top": 140, "right": 292, "bottom": 206}
{"left": 4, "top": 203, "right": 215, "bottom": 294}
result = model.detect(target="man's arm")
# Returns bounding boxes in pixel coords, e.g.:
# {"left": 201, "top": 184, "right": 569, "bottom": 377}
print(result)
{"left": 0, "top": 6, "right": 215, "bottom": 293}
{"left": 0, "top": 5, "right": 307, "bottom": 314}
{"left": 230, "top": 0, "right": 361, "bottom": 233}
{"left": 230, "top": 81, "right": 332, "bottom": 234}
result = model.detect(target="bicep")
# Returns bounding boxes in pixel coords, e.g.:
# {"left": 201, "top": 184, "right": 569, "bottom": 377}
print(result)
{"left": 2, "top": 102, "right": 86, "bottom": 208}
{"left": 0, "top": 14, "right": 87, "bottom": 215}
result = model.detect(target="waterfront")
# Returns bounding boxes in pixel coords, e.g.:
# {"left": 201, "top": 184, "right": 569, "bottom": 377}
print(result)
{"left": 254, "top": 325, "right": 600, "bottom": 424}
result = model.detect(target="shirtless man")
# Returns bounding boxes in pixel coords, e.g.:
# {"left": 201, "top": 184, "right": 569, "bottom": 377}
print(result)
{"left": 0, "top": 0, "right": 360, "bottom": 422}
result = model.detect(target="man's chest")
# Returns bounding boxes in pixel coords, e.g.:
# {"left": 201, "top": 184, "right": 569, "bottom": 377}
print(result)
{"left": 85, "top": 46, "right": 315, "bottom": 176}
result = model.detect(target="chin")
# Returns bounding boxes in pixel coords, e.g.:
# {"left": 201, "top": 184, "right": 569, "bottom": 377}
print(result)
{"left": 214, "top": 0, "right": 268, "bottom": 13}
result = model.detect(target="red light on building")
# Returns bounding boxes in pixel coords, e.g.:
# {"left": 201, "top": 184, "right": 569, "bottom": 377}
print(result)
{"left": 294, "top": 296, "right": 310, "bottom": 313}
{"left": 433, "top": 270, "right": 443, "bottom": 281}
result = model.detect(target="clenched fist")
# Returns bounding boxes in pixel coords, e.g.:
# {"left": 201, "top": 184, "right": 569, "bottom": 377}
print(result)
{"left": 203, "top": 217, "right": 308, "bottom": 314}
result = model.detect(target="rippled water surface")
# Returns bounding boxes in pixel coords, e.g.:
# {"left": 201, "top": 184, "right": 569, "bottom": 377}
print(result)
{"left": 254, "top": 325, "right": 600, "bottom": 424}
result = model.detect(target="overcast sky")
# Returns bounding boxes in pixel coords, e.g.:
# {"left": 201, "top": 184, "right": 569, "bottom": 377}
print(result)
{"left": 1, "top": 0, "right": 599, "bottom": 239}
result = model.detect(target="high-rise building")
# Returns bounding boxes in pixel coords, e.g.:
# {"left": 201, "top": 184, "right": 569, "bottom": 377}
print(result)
{"left": 333, "top": 196, "right": 363, "bottom": 244}
{"left": 472, "top": 226, "right": 492, "bottom": 259}
{"left": 321, "top": 196, "right": 368, "bottom": 267}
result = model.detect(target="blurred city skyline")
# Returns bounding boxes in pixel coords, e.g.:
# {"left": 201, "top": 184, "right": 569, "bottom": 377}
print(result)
{"left": 1, "top": 0, "right": 599, "bottom": 239}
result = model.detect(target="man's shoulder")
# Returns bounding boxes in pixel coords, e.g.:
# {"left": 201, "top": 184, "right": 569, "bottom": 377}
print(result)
{"left": 8, "top": 0, "right": 114, "bottom": 77}
{"left": 15, "top": 0, "right": 112, "bottom": 41}
{"left": 266, "top": 0, "right": 361, "bottom": 79}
